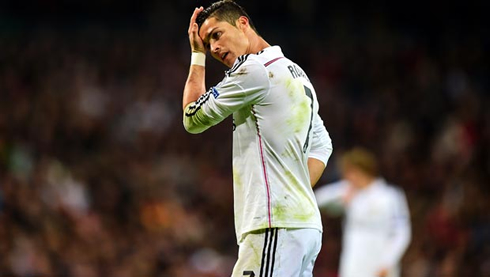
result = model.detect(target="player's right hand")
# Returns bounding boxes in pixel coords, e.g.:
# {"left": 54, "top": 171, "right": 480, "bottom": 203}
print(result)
{"left": 188, "top": 7, "right": 206, "bottom": 54}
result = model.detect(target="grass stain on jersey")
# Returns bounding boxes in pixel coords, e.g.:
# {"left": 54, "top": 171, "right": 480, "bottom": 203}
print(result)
{"left": 284, "top": 170, "right": 300, "bottom": 188}
{"left": 285, "top": 80, "right": 310, "bottom": 133}
{"left": 236, "top": 67, "right": 247, "bottom": 75}
{"left": 280, "top": 148, "right": 294, "bottom": 160}
{"left": 233, "top": 168, "right": 244, "bottom": 190}
{"left": 271, "top": 170, "right": 315, "bottom": 223}
{"left": 272, "top": 202, "right": 314, "bottom": 223}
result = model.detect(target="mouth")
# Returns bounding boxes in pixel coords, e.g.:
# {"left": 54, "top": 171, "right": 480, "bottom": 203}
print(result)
{"left": 221, "top": 52, "right": 228, "bottom": 62}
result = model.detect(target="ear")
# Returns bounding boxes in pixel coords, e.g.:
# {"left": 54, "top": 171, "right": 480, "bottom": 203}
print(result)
{"left": 237, "top": 16, "right": 249, "bottom": 30}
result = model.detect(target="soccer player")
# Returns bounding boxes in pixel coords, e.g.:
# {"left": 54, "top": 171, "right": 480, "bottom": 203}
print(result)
{"left": 182, "top": 1, "right": 333, "bottom": 276}
{"left": 315, "top": 148, "right": 411, "bottom": 277}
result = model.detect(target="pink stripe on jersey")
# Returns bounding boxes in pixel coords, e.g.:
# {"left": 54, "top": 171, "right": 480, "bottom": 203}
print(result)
{"left": 264, "top": 57, "right": 284, "bottom": 67}
{"left": 253, "top": 106, "right": 272, "bottom": 228}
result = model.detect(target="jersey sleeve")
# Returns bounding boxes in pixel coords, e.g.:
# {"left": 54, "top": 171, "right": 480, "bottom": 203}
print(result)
{"left": 183, "top": 58, "right": 269, "bottom": 134}
{"left": 379, "top": 187, "right": 412, "bottom": 269}
{"left": 308, "top": 112, "right": 333, "bottom": 166}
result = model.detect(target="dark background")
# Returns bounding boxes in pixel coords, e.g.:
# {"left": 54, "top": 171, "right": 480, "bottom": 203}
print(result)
{"left": 0, "top": 0, "right": 489, "bottom": 276}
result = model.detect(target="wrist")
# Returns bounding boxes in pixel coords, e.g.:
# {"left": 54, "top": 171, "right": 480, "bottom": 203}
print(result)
{"left": 191, "top": 52, "right": 206, "bottom": 67}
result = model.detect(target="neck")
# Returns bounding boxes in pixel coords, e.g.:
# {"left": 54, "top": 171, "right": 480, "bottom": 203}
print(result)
{"left": 246, "top": 32, "right": 270, "bottom": 54}
{"left": 356, "top": 175, "right": 376, "bottom": 189}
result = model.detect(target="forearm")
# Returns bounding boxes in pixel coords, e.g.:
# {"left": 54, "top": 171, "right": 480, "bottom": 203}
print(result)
{"left": 184, "top": 7, "right": 206, "bottom": 110}
{"left": 182, "top": 64, "right": 206, "bottom": 110}
{"left": 308, "top": 157, "right": 325, "bottom": 187}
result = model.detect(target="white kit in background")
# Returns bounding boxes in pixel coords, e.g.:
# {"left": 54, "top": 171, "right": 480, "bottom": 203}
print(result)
{"left": 315, "top": 178, "right": 411, "bottom": 277}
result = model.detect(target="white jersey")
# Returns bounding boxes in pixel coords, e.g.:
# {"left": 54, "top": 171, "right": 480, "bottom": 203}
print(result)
{"left": 184, "top": 46, "right": 333, "bottom": 242}
{"left": 315, "top": 178, "right": 411, "bottom": 277}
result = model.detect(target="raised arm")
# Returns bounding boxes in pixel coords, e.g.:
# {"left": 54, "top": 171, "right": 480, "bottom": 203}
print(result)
{"left": 183, "top": 7, "right": 207, "bottom": 111}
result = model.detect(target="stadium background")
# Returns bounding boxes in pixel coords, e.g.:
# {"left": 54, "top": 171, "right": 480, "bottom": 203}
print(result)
{"left": 0, "top": 0, "right": 488, "bottom": 276}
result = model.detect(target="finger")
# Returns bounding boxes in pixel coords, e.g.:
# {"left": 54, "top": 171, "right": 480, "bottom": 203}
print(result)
{"left": 189, "top": 7, "right": 202, "bottom": 25}
{"left": 188, "top": 9, "right": 197, "bottom": 32}
{"left": 189, "top": 23, "right": 199, "bottom": 38}
{"left": 189, "top": 7, "right": 204, "bottom": 34}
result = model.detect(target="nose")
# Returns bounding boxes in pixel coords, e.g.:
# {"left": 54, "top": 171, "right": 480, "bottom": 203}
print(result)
{"left": 210, "top": 43, "right": 220, "bottom": 55}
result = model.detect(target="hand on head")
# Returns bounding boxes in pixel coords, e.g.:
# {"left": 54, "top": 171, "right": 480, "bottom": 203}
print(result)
{"left": 188, "top": 7, "right": 206, "bottom": 54}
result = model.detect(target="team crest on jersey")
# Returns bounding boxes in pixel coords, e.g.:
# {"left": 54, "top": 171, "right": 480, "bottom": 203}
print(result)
{"left": 211, "top": 87, "right": 220, "bottom": 99}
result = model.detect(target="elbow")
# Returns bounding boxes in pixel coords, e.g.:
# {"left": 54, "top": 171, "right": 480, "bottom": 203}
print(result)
{"left": 183, "top": 108, "right": 204, "bottom": 134}
{"left": 183, "top": 121, "right": 204, "bottom": 134}
{"left": 185, "top": 127, "right": 203, "bottom": 135}
{"left": 182, "top": 105, "right": 215, "bottom": 134}
{"left": 183, "top": 116, "right": 211, "bottom": 134}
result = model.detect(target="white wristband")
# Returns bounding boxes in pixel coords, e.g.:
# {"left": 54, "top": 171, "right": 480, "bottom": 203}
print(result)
{"left": 191, "top": 52, "right": 206, "bottom": 67}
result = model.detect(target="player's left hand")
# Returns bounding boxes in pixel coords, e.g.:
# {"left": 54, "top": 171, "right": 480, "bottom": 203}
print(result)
{"left": 188, "top": 7, "right": 206, "bottom": 54}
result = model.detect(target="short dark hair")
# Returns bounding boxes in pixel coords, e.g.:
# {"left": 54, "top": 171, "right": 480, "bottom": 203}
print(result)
{"left": 196, "top": 0, "right": 258, "bottom": 33}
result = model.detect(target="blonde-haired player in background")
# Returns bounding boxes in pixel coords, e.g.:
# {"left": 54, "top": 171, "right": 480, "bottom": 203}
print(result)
{"left": 183, "top": 0, "right": 333, "bottom": 276}
{"left": 315, "top": 147, "right": 411, "bottom": 277}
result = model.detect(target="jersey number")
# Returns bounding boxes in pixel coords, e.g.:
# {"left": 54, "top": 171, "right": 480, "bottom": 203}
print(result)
{"left": 302, "top": 85, "right": 314, "bottom": 153}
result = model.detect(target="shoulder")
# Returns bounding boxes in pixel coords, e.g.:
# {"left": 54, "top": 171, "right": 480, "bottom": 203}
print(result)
{"left": 223, "top": 55, "right": 270, "bottom": 90}
{"left": 226, "top": 46, "right": 285, "bottom": 77}
{"left": 373, "top": 179, "right": 402, "bottom": 195}
{"left": 383, "top": 183, "right": 408, "bottom": 204}
{"left": 227, "top": 54, "right": 253, "bottom": 76}
{"left": 226, "top": 54, "right": 266, "bottom": 76}
{"left": 386, "top": 182, "right": 406, "bottom": 196}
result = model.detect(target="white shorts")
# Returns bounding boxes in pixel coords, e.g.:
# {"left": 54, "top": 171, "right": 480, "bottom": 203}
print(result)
{"left": 231, "top": 228, "right": 322, "bottom": 277}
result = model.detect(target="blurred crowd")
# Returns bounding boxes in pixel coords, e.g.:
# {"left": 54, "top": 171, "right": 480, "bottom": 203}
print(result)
{"left": 0, "top": 1, "right": 489, "bottom": 276}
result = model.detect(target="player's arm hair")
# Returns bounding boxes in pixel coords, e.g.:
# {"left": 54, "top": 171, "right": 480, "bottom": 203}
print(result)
{"left": 308, "top": 157, "right": 326, "bottom": 187}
